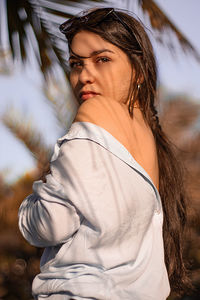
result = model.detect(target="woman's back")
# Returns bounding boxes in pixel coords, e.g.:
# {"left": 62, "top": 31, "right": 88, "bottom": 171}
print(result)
{"left": 73, "top": 97, "right": 159, "bottom": 191}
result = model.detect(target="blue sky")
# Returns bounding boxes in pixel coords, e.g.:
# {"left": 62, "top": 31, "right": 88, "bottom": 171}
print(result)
{"left": 0, "top": 0, "right": 200, "bottom": 183}
{"left": 153, "top": 0, "right": 200, "bottom": 99}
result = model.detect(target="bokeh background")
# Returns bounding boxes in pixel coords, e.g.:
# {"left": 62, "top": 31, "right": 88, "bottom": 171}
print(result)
{"left": 0, "top": 0, "right": 200, "bottom": 299}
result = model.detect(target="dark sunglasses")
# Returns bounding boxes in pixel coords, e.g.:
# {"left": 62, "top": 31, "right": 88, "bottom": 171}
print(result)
{"left": 59, "top": 8, "right": 142, "bottom": 53}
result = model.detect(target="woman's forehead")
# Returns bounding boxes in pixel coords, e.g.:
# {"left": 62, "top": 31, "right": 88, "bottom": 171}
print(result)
{"left": 69, "top": 31, "right": 118, "bottom": 58}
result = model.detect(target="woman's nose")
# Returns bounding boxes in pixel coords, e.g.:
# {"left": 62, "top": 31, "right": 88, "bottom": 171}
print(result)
{"left": 78, "top": 65, "right": 95, "bottom": 84}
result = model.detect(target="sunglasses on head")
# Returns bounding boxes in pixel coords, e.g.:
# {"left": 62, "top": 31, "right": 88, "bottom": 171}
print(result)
{"left": 59, "top": 8, "right": 142, "bottom": 53}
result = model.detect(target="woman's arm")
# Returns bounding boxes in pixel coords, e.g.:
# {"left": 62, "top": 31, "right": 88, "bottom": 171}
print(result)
{"left": 18, "top": 141, "right": 84, "bottom": 248}
{"left": 18, "top": 176, "right": 81, "bottom": 248}
{"left": 18, "top": 136, "right": 108, "bottom": 248}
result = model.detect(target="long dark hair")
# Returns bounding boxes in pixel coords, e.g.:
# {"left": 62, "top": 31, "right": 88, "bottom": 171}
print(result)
{"left": 60, "top": 7, "right": 192, "bottom": 296}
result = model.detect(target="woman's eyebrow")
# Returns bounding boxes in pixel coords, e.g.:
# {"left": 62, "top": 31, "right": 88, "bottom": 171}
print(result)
{"left": 69, "top": 49, "right": 115, "bottom": 60}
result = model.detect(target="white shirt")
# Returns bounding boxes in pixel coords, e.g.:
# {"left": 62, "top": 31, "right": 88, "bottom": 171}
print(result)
{"left": 18, "top": 121, "right": 170, "bottom": 300}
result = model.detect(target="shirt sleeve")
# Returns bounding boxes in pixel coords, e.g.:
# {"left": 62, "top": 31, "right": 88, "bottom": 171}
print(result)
{"left": 18, "top": 139, "right": 89, "bottom": 248}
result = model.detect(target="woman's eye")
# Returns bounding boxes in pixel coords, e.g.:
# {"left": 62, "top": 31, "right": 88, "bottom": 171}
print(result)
{"left": 69, "top": 61, "right": 82, "bottom": 69}
{"left": 96, "top": 57, "right": 110, "bottom": 63}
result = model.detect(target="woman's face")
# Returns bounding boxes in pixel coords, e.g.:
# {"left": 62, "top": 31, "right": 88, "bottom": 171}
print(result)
{"left": 69, "top": 30, "right": 134, "bottom": 106}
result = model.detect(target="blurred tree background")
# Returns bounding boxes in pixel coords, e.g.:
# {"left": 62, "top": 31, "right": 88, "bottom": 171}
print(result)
{"left": 0, "top": 0, "right": 200, "bottom": 299}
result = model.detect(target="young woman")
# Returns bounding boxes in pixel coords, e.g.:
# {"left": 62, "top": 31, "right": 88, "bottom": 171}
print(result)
{"left": 19, "top": 7, "right": 191, "bottom": 300}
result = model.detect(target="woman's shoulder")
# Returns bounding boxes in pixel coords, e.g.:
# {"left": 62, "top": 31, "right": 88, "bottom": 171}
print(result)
{"left": 73, "top": 97, "right": 134, "bottom": 146}
{"left": 73, "top": 97, "right": 148, "bottom": 154}
{"left": 73, "top": 97, "right": 125, "bottom": 127}
{"left": 73, "top": 98, "right": 159, "bottom": 190}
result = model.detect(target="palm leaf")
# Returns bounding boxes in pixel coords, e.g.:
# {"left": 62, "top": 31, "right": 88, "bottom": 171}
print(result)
{"left": 1, "top": 0, "right": 200, "bottom": 79}
{"left": 138, "top": 0, "right": 200, "bottom": 62}
{"left": 3, "top": 0, "right": 107, "bottom": 76}
{"left": 43, "top": 74, "right": 78, "bottom": 128}
{"left": 1, "top": 107, "right": 51, "bottom": 170}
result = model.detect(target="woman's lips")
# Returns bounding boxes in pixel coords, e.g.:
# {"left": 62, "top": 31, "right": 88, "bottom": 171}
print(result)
{"left": 80, "top": 92, "right": 99, "bottom": 101}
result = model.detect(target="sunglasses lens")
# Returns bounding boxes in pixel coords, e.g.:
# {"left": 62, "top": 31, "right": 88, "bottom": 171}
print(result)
{"left": 59, "top": 17, "right": 77, "bottom": 34}
{"left": 59, "top": 8, "right": 113, "bottom": 34}
{"left": 59, "top": 21, "right": 68, "bottom": 33}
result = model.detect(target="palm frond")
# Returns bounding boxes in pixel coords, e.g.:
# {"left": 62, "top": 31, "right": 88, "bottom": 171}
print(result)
{"left": 1, "top": 0, "right": 200, "bottom": 79}
{"left": 160, "top": 97, "right": 200, "bottom": 149}
{"left": 1, "top": 107, "right": 51, "bottom": 170}
{"left": 2, "top": 0, "right": 107, "bottom": 76}
{"left": 43, "top": 74, "right": 78, "bottom": 128}
{"left": 138, "top": 0, "right": 200, "bottom": 62}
